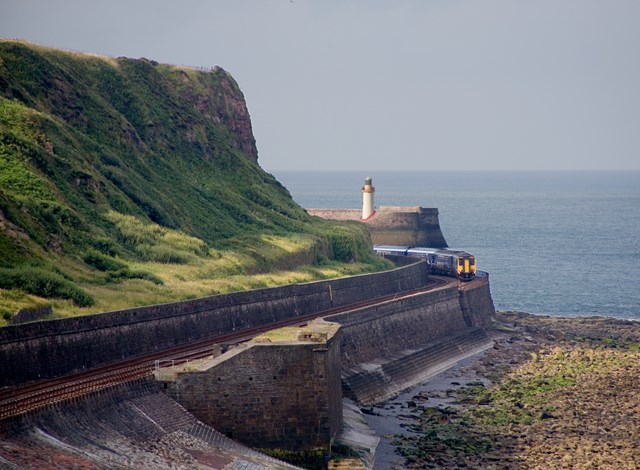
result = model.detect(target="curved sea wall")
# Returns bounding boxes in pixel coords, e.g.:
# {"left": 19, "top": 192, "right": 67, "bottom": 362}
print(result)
{"left": 0, "top": 262, "right": 429, "bottom": 387}
{"left": 163, "top": 274, "right": 497, "bottom": 451}
{"left": 328, "top": 285, "right": 467, "bottom": 369}
{"left": 328, "top": 277, "right": 495, "bottom": 404}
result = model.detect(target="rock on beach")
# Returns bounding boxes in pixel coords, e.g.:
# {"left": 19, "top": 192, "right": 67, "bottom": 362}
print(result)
{"left": 374, "top": 311, "right": 640, "bottom": 470}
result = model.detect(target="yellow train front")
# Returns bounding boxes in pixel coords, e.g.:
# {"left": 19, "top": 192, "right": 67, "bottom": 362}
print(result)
{"left": 454, "top": 252, "right": 476, "bottom": 281}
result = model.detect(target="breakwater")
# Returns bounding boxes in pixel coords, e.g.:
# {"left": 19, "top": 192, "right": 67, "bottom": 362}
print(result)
{"left": 308, "top": 206, "right": 448, "bottom": 248}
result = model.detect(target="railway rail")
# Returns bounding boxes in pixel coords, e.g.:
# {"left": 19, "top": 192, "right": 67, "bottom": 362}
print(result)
{"left": 0, "top": 277, "right": 453, "bottom": 420}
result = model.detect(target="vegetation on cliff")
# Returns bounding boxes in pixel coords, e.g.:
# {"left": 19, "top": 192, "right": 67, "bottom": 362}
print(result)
{"left": 0, "top": 40, "right": 389, "bottom": 324}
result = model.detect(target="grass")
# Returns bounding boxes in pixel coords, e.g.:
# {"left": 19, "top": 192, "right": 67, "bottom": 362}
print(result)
{"left": 0, "top": 288, "right": 50, "bottom": 325}
{"left": 452, "top": 342, "right": 640, "bottom": 431}
{"left": 0, "top": 266, "right": 94, "bottom": 307}
{"left": 52, "top": 244, "right": 389, "bottom": 317}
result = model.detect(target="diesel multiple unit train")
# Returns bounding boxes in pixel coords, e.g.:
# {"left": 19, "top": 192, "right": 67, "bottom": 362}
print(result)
{"left": 374, "top": 245, "right": 477, "bottom": 281}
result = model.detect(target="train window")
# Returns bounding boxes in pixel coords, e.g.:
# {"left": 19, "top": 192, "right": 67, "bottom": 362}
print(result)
{"left": 458, "top": 258, "right": 464, "bottom": 266}
{"left": 470, "top": 258, "right": 475, "bottom": 265}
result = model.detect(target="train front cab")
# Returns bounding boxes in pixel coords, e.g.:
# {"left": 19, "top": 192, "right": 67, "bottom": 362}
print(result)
{"left": 457, "top": 254, "right": 476, "bottom": 281}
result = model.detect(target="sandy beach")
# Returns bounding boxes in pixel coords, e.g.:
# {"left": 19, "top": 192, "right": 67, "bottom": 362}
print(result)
{"left": 365, "top": 311, "right": 640, "bottom": 469}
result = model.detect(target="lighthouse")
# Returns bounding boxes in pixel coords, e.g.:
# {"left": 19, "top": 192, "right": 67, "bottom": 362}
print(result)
{"left": 361, "top": 176, "right": 376, "bottom": 220}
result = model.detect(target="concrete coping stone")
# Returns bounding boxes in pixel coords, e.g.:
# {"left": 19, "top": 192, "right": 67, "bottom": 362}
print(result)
{"left": 251, "top": 319, "right": 340, "bottom": 344}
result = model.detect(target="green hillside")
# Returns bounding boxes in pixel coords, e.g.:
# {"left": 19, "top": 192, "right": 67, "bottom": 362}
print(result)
{"left": 0, "top": 40, "right": 389, "bottom": 324}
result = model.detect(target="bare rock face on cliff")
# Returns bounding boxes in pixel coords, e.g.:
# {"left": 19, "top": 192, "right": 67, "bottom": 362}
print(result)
{"left": 177, "top": 65, "right": 258, "bottom": 163}
{"left": 213, "top": 66, "right": 258, "bottom": 162}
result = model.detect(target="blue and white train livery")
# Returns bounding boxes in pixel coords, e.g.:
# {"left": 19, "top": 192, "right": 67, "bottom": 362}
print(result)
{"left": 374, "top": 245, "right": 476, "bottom": 281}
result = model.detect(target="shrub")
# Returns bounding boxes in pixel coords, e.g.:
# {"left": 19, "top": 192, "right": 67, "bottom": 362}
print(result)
{"left": 136, "top": 243, "right": 192, "bottom": 264}
{"left": 83, "top": 249, "right": 127, "bottom": 271}
{"left": 0, "top": 267, "right": 94, "bottom": 306}
{"left": 106, "top": 269, "right": 164, "bottom": 285}
{"left": 93, "top": 238, "right": 118, "bottom": 256}
{"left": 328, "top": 233, "right": 356, "bottom": 262}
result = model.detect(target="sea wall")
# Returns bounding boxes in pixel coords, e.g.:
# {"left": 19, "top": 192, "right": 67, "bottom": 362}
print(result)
{"left": 327, "top": 285, "right": 467, "bottom": 369}
{"left": 0, "top": 262, "right": 429, "bottom": 387}
{"left": 327, "top": 276, "right": 496, "bottom": 404}
{"left": 163, "top": 275, "right": 497, "bottom": 448}
{"left": 308, "top": 206, "right": 448, "bottom": 247}
{"left": 459, "top": 273, "right": 496, "bottom": 329}
{"left": 162, "top": 323, "right": 343, "bottom": 450}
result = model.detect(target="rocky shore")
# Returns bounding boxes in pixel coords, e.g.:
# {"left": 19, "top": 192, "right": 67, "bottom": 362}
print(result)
{"left": 367, "top": 311, "right": 640, "bottom": 469}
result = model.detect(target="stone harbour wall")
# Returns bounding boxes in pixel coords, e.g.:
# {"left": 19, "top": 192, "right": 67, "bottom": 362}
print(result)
{"left": 308, "top": 206, "right": 448, "bottom": 248}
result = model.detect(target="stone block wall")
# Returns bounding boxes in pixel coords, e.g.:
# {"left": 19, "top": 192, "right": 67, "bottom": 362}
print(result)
{"left": 163, "top": 331, "right": 342, "bottom": 450}
{"left": 306, "top": 209, "right": 361, "bottom": 221}
{"left": 0, "top": 262, "right": 428, "bottom": 387}
{"left": 368, "top": 207, "right": 448, "bottom": 247}
{"left": 326, "top": 284, "right": 469, "bottom": 369}
{"left": 0, "top": 377, "right": 299, "bottom": 469}
{"left": 307, "top": 207, "right": 449, "bottom": 248}
{"left": 328, "top": 276, "right": 496, "bottom": 404}
{"left": 459, "top": 274, "right": 496, "bottom": 329}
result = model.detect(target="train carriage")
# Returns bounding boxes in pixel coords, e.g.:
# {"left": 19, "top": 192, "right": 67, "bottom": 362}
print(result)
{"left": 374, "top": 245, "right": 476, "bottom": 281}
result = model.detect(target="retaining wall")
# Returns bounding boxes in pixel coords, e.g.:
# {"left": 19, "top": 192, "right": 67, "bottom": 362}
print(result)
{"left": 163, "top": 328, "right": 342, "bottom": 450}
{"left": 0, "top": 261, "right": 429, "bottom": 387}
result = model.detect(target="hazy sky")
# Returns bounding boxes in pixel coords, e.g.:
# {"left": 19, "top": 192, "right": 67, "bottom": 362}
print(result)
{"left": 1, "top": 1, "right": 639, "bottom": 172}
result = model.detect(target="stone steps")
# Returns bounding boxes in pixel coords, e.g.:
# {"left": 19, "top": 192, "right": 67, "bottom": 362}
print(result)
{"left": 342, "top": 327, "right": 492, "bottom": 405}
{"left": 130, "top": 392, "right": 197, "bottom": 434}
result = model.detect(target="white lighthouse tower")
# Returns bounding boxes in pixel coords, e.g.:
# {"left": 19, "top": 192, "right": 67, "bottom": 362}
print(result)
{"left": 361, "top": 175, "right": 376, "bottom": 220}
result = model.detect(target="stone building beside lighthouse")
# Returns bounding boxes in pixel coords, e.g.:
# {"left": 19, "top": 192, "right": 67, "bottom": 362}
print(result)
{"left": 307, "top": 176, "right": 448, "bottom": 248}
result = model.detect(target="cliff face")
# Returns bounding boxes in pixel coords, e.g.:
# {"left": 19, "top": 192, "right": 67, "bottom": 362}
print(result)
{"left": 175, "top": 65, "right": 258, "bottom": 162}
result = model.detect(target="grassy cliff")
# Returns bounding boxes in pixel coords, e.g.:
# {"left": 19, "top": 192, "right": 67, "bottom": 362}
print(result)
{"left": 0, "top": 40, "right": 389, "bottom": 324}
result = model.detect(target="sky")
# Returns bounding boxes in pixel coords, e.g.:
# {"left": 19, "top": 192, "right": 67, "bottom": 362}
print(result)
{"left": 1, "top": 1, "right": 639, "bottom": 172}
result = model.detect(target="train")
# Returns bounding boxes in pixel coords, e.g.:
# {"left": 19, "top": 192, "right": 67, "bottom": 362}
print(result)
{"left": 373, "top": 245, "right": 476, "bottom": 281}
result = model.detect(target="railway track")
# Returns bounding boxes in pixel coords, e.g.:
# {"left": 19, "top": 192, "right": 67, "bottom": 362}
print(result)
{"left": 0, "top": 277, "right": 452, "bottom": 420}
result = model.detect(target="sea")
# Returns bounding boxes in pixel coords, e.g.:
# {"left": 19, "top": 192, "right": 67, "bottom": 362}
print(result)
{"left": 272, "top": 170, "right": 640, "bottom": 321}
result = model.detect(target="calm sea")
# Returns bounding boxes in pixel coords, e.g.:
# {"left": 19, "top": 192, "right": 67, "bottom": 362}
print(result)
{"left": 272, "top": 170, "right": 640, "bottom": 320}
